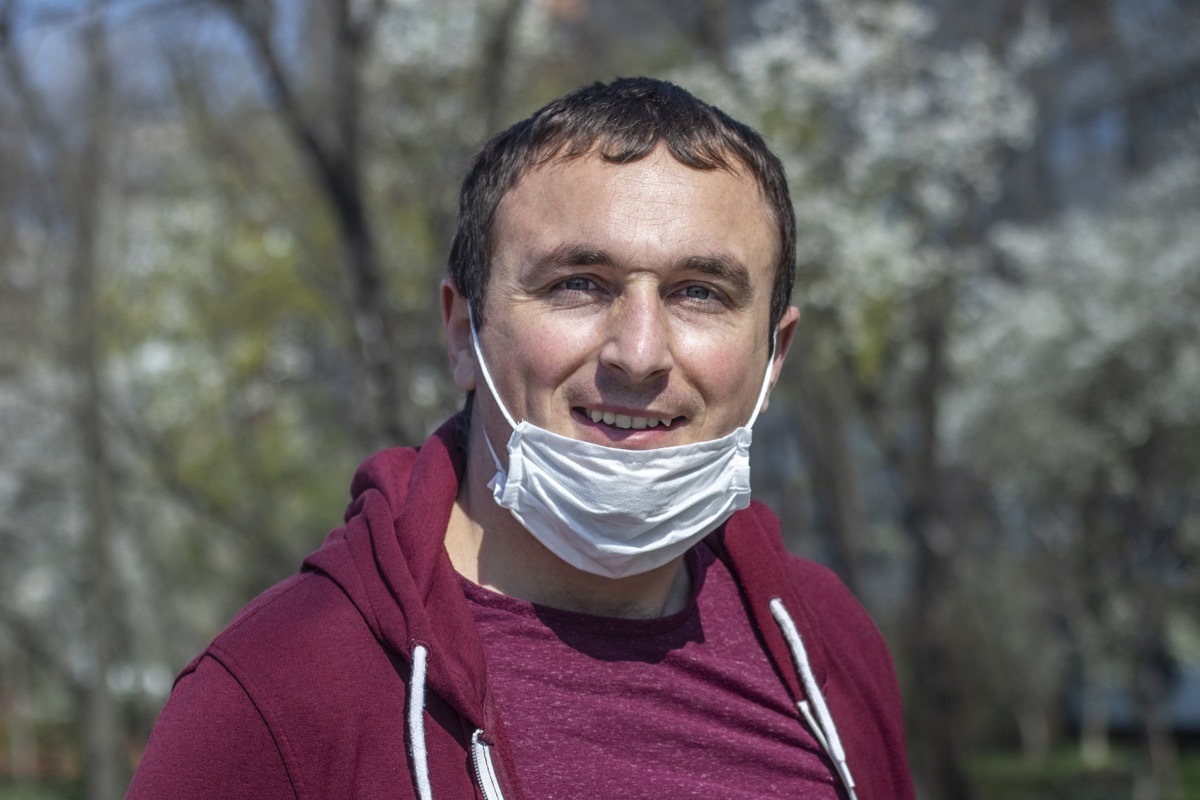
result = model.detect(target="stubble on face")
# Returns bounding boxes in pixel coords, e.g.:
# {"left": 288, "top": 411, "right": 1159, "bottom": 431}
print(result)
{"left": 471, "top": 146, "right": 782, "bottom": 454}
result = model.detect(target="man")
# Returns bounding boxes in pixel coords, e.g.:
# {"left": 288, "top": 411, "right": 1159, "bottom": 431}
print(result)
{"left": 130, "top": 78, "right": 913, "bottom": 799}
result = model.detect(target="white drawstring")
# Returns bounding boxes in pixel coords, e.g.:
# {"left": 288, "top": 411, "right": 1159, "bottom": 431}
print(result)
{"left": 769, "top": 597, "right": 858, "bottom": 799}
{"left": 408, "top": 644, "right": 433, "bottom": 800}
{"left": 409, "top": 645, "right": 507, "bottom": 799}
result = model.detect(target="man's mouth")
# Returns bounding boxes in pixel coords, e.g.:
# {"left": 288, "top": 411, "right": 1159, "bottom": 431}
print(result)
{"left": 582, "top": 408, "right": 678, "bottom": 430}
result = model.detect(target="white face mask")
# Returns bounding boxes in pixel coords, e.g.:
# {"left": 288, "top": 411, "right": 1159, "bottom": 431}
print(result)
{"left": 469, "top": 311, "right": 775, "bottom": 579}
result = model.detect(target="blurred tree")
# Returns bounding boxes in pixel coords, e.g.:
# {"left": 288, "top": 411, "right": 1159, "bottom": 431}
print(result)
{"left": 955, "top": 154, "right": 1200, "bottom": 799}
{"left": 214, "top": 0, "right": 410, "bottom": 449}
{"left": 0, "top": 1, "right": 127, "bottom": 797}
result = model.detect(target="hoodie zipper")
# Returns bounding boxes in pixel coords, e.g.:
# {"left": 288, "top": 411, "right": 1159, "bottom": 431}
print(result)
{"left": 470, "top": 730, "right": 506, "bottom": 800}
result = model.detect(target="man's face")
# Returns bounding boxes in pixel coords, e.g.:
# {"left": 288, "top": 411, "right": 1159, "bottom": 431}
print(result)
{"left": 445, "top": 145, "right": 797, "bottom": 451}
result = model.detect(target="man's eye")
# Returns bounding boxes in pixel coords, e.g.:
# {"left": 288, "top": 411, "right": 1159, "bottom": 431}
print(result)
{"left": 683, "top": 285, "right": 714, "bottom": 300}
{"left": 560, "top": 277, "right": 595, "bottom": 291}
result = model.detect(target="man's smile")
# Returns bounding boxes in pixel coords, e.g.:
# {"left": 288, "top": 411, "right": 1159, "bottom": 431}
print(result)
{"left": 577, "top": 406, "right": 680, "bottom": 430}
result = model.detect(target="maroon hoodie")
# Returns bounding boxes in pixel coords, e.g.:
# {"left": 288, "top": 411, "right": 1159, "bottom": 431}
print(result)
{"left": 129, "top": 416, "right": 914, "bottom": 799}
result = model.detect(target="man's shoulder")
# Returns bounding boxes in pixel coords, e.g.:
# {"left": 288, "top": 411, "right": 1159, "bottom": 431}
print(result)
{"left": 188, "top": 571, "right": 397, "bottom": 700}
{"left": 728, "top": 502, "right": 855, "bottom": 588}
{"left": 215, "top": 572, "right": 356, "bottom": 649}
{"left": 723, "top": 501, "right": 885, "bottom": 646}
{"left": 722, "top": 501, "right": 849, "bottom": 594}
{"left": 178, "top": 571, "right": 409, "bottom": 749}
{"left": 778, "top": 553, "right": 861, "bottom": 609}
{"left": 150, "top": 572, "right": 420, "bottom": 799}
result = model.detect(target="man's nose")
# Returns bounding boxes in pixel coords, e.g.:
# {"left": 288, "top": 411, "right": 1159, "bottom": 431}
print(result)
{"left": 598, "top": 292, "right": 674, "bottom": 383}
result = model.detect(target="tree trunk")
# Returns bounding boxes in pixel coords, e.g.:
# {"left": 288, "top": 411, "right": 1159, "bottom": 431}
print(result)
{"left": 1128, "top": 433, "right": 1183, "bottom": 800}
{"left": 221, "top": 0, "right": 409, "bottom": 449}
{"left": 478, "top": 0, "right": 528, "bottom": 136}
{"left": 1128, "top": 535, "right": 1181, "bottom": 800}
{"left": 900, "top": 286, "right": 973, "bottom": 800}
{"left": 904, "top": 513, "right": 972, "bottom": 800}
{"left": 1132, "top": 620, "right": 1181, "bottom": 800}
{"left": 1077, "top": 630, "right": 1112, "bottom": 767}
{"left": 72, "top": 9, "right": 127, "bottom": 799}
{"left": 1016, "top": 704, "right": 1050, "bottom": 765}
{"left": 787, "top": 346, "right": 864, "bottom": 592}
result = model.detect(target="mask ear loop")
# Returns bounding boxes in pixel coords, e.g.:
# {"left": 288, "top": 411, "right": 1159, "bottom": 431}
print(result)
{"left": 468, "top": 306, "right": 518, "bottom": 473}
{"left": 744, "top": 329, "right": 779, "bottom": 430}
{"left": 468, "top": 306, "right": 520, "bottom": 431}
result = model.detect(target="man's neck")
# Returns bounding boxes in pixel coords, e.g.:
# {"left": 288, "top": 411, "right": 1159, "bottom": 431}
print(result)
{"left": 444, "top": 445, "right": 692, "bottom": 619}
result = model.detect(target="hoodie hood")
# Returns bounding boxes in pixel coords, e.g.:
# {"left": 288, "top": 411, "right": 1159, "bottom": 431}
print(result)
{"left": 302, "top": 415, "right": 498, "bottom": 734}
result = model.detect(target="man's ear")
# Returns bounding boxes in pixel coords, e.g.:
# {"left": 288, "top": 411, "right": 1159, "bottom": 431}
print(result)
{"left": 761, "top": 305, "right": 800, "bottom": 413}
{"left": 441, "top": 277, "right": 476, "bottom": 392}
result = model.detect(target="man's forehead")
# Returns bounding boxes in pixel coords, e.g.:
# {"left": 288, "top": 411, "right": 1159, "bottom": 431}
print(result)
{"left": 490, "top": 147, "right": 778, "bottom": 279}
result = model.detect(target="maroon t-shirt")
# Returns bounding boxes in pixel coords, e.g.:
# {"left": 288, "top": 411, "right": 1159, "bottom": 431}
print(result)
{"left": 463, "top": 543, "right": 843, "bottom": 799}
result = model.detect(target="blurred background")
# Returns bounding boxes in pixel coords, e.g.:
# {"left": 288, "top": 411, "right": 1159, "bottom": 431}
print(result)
{"left": 1, "top": 0, "right": 1198, "bottom": 798}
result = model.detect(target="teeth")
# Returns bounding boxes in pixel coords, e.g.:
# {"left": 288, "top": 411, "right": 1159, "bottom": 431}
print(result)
{"left": 586, "top": 409, "right": 674, "bottom": 429}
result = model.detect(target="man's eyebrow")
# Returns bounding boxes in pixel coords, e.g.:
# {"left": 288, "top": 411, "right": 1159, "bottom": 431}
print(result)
{"left": 525, "top": 243, "right": 613, "bottom": 280}
{"left": 677, "top": 254, "right": 754, "bottom": 302}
